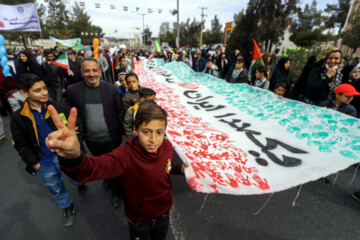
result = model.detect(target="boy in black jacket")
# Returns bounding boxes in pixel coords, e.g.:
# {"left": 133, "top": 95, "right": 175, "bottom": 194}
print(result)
{"left": 10, "top": 73, "right": 86, "bottom": 227}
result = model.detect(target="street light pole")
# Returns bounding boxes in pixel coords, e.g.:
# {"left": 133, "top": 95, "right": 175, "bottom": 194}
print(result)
{"left": 177, "top": 0, "right": 180, "bottom": 49}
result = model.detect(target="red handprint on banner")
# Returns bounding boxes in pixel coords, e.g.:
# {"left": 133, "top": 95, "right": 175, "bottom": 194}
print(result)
{"left": 252, "top": 175, "right": 270, "bottom": 190}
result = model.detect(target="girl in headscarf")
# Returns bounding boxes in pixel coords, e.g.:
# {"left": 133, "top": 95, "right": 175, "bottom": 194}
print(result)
{"left": 269, "top": 57, "right": 292, "bottom": 97}
{"left": 16, "top": 50, "right": 43, "bottom": 79}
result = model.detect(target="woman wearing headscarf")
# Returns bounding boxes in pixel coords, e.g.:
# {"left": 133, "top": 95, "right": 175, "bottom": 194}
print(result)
{"left": 342, "top": 64, "right": 360, "bottom": 117}
{"left": 269, "top": 57, "right": 292, "bottom": 97}
{"left": 303, "top": 50, "right": 343, "bottom": 106}
{"left": 16, "top": 50, "right": 44, "bottom": 79}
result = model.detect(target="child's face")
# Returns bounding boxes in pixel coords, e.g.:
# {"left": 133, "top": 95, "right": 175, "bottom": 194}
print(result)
{"left": 120, "top": 58, "right": 127, "bottom": 66}
{"left": 255, "top": 70, "right": 261, "bottom": 79}
{"left": 235, "top": 62, "right": 244, "bottom": 70}
{"left": 126, "top": 76, "right": 139, "bottom": 91}
{"left": 274, "top": 86, "right": 286, "bottom": 97}
{"left": 119, "top": 76, "right": 127, "bottom": 88}
{"left": 135, "top": 119, "right": 166, "bottom": 153}
{"left": 21, "top": 81, "right": 48, "bottom": 103}
{"left": 336, "top": 93, "right": 353, "bottom": 105}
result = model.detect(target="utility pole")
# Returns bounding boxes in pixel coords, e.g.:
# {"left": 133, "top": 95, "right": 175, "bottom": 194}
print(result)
{"left": 176, "top": 0, "right": 180, "bottom": 49}
{"left": 337, "top": 0, "right": 356, "bottom": 50}
{"left": 132, "top": 11, "right": 148, "bottom": 47}
{"left": 199, "top": 7, "right": 207, "bottom": 48}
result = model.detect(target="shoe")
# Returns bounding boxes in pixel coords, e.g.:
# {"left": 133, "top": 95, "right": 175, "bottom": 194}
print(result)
{"left": 352, "top": 192, "right": 360, "bottom": 202}
{"left": 78, "top": 183, "right": 87, "bottom": 195}
{"left": 0, "top": 137, "right": 6, "bottom": 145}
{"left": 112, "top": 195, "right": 121, "bottom": 209}
{"left": 63, "top": 203, "right": 76, "bottom": 227}
{"left": 103, "top": 181, "right": 110, "bottom": 191}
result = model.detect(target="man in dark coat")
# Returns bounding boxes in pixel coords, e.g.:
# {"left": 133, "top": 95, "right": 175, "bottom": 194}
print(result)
{"left": 66, "top": 57, "right": 125, "bottom": 208}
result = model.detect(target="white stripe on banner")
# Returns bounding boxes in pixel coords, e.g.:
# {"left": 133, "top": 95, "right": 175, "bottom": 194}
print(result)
{"left": 135, "top": 59, "right": 360, "bottom": 195}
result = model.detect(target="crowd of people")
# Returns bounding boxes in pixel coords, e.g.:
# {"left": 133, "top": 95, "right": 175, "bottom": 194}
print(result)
{"left": 0, "top": 42, "right": 359, "bottom": 239}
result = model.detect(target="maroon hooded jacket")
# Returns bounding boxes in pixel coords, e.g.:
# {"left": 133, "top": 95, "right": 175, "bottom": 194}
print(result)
{"left": 60, "top": 137, "right": 182, "bottom": 221}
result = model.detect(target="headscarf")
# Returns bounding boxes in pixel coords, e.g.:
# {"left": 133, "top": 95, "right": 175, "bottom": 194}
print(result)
{"left": 16, "top": 50, "right": 43, "bottom": 78}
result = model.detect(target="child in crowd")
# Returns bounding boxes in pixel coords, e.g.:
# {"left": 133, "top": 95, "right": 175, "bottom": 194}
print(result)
{"left": 274, "top": 82, "right": 287, "bottom": 98}
{"left": 203, "top": 59, "right": 219, "bottom": 78}
{"left": 3, "top": 76, "right": 26, "bottom": 113}
{"left": 115, "top": 72, "right": 128, "bottom": 97}
{"left": 123, "top": 88, "right": 156, "bottom": 140}
{"left": 225, "top": 58, "right": 249, "bottom": 84}
{"left": 254, "top": 65, "right": 269, "bottom": 90}
{"left": 184, "top": 55, "right": 192, "bottom": 68}
{"left": 46, "top": 101, "right": 189, "bottom": 239}
{"left": 319, "top": 83, "right": 359, "bottom": 117}
{"left": 122, "top": 72, "right": 143, "bottom": 110}
{"left": 10, "top": 73, "right": 86, "bottom": 227}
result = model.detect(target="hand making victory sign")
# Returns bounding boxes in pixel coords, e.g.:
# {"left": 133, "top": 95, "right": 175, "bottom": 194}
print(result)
{"left": 45, "top": 105, "right": 81, "bottom": 159}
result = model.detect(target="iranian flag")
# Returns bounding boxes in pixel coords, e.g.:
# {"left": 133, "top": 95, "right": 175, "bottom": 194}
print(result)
{"left": 44, "top": 0, "right": 49, "bottom": 2}
{"left": 148, "top": 8, "right": 153, "bottom": 13}
{"left": 136, "top": 7, "right": 140, "bottom": 12}
{"left": 148, "top": 49, "right": 156, "bottom": 60}
{"left": 79, "top": 1, "right": 85, "bottom": 7}
{"left": 172, "top": 53, "right": 179, "bottom": 60}
{"left": 110, "top": 5, "right": 116, "bottom": 9}
{"left": 123, "top": 6, "right": 128, "bottom": 11}
{"left": 249, "top": 39, "right": 263, "bottom": 80}
{"left": 95, "top": 3, "right": 100, "bottom": 8}
{"left": 129, "top": 53, "right": 137, "bottom": 63}
{"left": 158, "top": 9, "right": 162, "bottom": 13}
{"left": 49, "top": 54, "right": 68, "bottom": 69}
{"left": 61, "top": 0, "right": 68, "bottom": 4}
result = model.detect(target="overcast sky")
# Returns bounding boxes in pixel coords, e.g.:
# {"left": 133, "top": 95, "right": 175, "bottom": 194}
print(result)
{"left": 52, "top": 0, "right": 336, "bottom": 38}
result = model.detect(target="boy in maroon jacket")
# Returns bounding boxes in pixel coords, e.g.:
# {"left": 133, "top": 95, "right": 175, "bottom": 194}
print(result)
{"left": 45, "top": 100, "right": 188, "bottom": 239}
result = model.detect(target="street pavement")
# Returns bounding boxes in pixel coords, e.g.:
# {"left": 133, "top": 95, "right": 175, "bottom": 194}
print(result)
{"left": 1, "top": 113, "right": 359, "bottom": 240}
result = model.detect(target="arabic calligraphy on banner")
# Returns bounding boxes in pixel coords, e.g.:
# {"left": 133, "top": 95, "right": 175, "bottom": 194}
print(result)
{"left": 135, "top": 59, "right": 360, "bottom": 195}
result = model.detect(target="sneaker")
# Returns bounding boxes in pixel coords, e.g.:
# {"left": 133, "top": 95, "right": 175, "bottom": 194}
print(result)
{"left": 78, "top": 183, "right": 87, "bottom": 195}
{"left": 63, "top": 203, "right": 76, "bottom": 227}
{"left": 112, "top": 195, "right": 121, "bottom": 209}
{"left": 352, "top": 192, "right": 360, "bottom": 203}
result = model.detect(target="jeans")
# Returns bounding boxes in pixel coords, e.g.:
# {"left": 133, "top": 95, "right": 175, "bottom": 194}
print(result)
{"left": 37, "top": 155, "right": 77, "bottom": 209}
{"left": 128, "top": 211, "right": 170, "bottom": 240}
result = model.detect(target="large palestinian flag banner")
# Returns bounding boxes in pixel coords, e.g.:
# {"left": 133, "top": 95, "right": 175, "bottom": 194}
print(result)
{"left": 135, "top": 59, "right": 360, "bottom": 195}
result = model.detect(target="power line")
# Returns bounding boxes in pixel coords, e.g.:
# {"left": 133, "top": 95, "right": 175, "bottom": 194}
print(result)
{"left": 199, "top": 7, "right": 207, "bottom": 47}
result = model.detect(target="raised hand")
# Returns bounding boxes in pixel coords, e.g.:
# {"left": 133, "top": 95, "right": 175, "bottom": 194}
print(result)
{"left": 45, "top": 105, "right": 81, "bottom": 159}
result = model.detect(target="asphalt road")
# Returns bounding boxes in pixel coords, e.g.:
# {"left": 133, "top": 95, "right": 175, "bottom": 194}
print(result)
{"left": 1, "top": 113, "right": 360, "bottom": 240}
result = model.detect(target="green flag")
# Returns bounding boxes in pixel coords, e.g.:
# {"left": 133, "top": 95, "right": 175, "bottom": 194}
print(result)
{"left": 155, "top": 40, "right": 161, "bottom": 53}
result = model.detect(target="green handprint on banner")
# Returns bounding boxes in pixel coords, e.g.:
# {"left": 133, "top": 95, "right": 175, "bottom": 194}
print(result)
{"left": 312, "top": 132, "right": 329, "bottom": 139}
{"left": 339, "top": 150, "right": 360, "bottom": 160}
{"left": 341, "top": 118, "right": 359, "bottom": 126}
{"left": 351, "top": 145, "right": 360, "bottom": 151}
